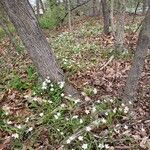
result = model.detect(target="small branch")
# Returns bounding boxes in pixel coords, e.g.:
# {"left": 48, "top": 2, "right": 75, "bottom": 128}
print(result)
{"left": 99, "top": 55, "right": 114, "bottom": 70}
{"left": 60, "top": 0, "right": 91, "bottom": 23}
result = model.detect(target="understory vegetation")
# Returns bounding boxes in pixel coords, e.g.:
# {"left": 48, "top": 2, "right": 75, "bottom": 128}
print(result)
{"left": 1, "top": 16, "right": 149, "bottom": 149}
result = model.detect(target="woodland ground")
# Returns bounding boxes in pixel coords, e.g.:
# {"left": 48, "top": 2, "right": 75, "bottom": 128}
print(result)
{"left": 0, "top": 15, "right": 150, "bottom": 150}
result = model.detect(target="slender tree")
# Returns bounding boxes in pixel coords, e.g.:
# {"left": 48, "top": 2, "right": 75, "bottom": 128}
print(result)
{"left": 123, "top": 4, "right": 150, "bottom": 106}
{"left": 101, "top": 0, "right": 110, "bottom": 35}
{"left": 0, "top": 0, "right": 78, "bottom": 97}
{"left": 115, "top": 0, "right": 126, "bottom": 51}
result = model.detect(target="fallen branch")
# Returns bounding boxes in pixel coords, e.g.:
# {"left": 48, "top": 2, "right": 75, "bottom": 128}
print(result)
{"left": 99, "top": 55, "right": 114, "bottom": 71}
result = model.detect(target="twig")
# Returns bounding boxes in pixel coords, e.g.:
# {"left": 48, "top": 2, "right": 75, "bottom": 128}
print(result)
{"left": 99, "top": 55, "right": 114, "bottom": 70}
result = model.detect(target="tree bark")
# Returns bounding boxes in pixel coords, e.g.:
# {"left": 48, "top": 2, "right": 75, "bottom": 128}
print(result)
{"left": 36, "top": 0, "right": 40, "bottom": 17}
{"left": 110, "top": 0, "right": 115, "bottom": 36}
{"left": 39, "top": 0, "right": 45, "bottom": 14}
{"left": 101, "top": 0, "right": 110, "bottom": 35}
{"left": 123, "top": 6, "right": 150, "bottom": 106}
{"left": 92, "top": 0, "right": 96, "bottom": 16}
{"left": 0, "top": 0, "right": 78, "bottom": 97}
{"left": 115, "top": 0, "right": 126, "bottom": 51}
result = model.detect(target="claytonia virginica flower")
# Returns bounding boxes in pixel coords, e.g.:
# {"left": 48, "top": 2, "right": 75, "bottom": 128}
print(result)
{"left": 78, "top": 136, "right": 83, "bottom": 141}
{"left": 85, "top": 109, "right": 90, "bottom": 114}
{"left": 124, "top": 106, "right": 129, "bottom": 113}
{"left": 58, "top": 81, "right": 65, "bottom": 89}
{"left": 92, "top": 106, "right": 96, "bottom": 113}
{"left": 42, "top": 81, "right": 47, "bottom": 90}
{"left": 6, "top": 120, "right": 12, "bottom": 124}
{"left": 50, "top": 88, "right": 54, "bottom": 92}
{"left": 72, "top": 115, "right": 78, "bottom": 119}
{"left": 39, "top": 113, "right": 44, "bottom": 117}
{"left": 105, "top": 144, "right": 110, "bottom": 149}
{"left": 12, "top": 133, "right": 19, "bottom": 139}
{"left": 98, "top": 143, "right": 105, "bottom": 149}
{"left": 86, "top": 126, "right": 92, "bottom": 132}
{"left": 74, "top": 99, "right": 81, "bottom": 104}
{"left": 79, "top": 119, "right": 83, "bottom": 124}
{"left": 124, "top": 125, "right": 128, "bottom": 130}
{"left": 82, "top": 143, "right": 88, "bottom": 149}
{"left": 61, "top": 93, "right": 64, "bottom": 97}
{"left": 66, "top": 136, "right": 74, "bottom": 144}
{"left": 60, "top": 103, "right": 66, "bottom": 108}
{"left": 15, "top": 124, "right": 22, "bottom": 129}
{"left": 101, "top": 118, "right": 107, "bottom": 123}
{"left": 54, "top": 112, "right": 61, "bottom": 119}
{"left": 93, "top": 88, "right": 97, "bottom": 94}
{"left": 27, "top": 127, "right": 33, "bottom": 132}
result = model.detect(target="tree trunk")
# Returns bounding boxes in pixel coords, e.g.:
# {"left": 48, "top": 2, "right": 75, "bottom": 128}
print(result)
{"left": 101, "top": 0, "right": 110, "bottom": 35}
{"left": 0, "top": 0, "right": 78, "bottom": 97}
{"left": 115, "top": 0, "right": 126, "bottom": 51}
{"left": 36, "top": 0, "right": 40, "bottom": 17}
{"left": 142, "top": 0, "right": 148, "bottom": 14}
{"left": 110, "top": 0, "right": 115, "bottom": 36}
{"left": 39, "top": 0, "right": 45, "bottom": 14}
{"left": 67, "top": 0, "right": 72, "bottom": 31}
{"left": 123, "top": 6, "right": 150, "bottom": 106}
{"left": 92, "top": 0, "right": 96, "bottom": 16}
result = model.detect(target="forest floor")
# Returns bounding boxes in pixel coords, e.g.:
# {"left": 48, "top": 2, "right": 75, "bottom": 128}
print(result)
{"left": 0, "top": 15, "right": 150, "bottom": 150}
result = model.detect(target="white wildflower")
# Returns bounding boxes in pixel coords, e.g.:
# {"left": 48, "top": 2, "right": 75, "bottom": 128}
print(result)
{"left": 105, "top": 112, "right": 109, "bottom": 116}
{"left": 60, "top": 103, "right": 66, "bottom": 108}
{"left": 33, "top": 97, "right": 38, "bottom": 101}
{"left": 12, "top": 133, "right": 19, "bottom": 139}
{"left": 119, "top": 108, "right": 123, "bottom": 111}
{"left": 81, "top": 92, "right": 86, "bottom": 96}
{"left": 74, "top": 99, "right": 81, "bottom": 104}
{"left": 72, "top": 115, "right": 78, "bottom": 119}
{"left": 86, "top": 126, "right": 92, "bottom": 132}
{"left": 113, "top": 108, "right": 117, "bottom": 113}
{"left": 25, "top": 117, "right": 29, "bottom": 122}
{"left": 105, "top": 144, "right": 110, "bottom": 149}
{"left": 54, "top": 115, "right": 59, "bottom": 120}
{"left": 48, "top": 100, "right": 53, "bottom": 104}
{"left": 42, "top": 81, "right": 47, "bottom": 90}
{"left": 129, "top": 101, "right": 132, "bottom": 105}
{"left": 60, "top": 132, "right": 64, "bottom": 135}
{"left": 58, "top": 81, "right": 65, "bottom": 89}
{"left": 27, "top": 127, "right": 33, "bottom": 132}
{"left": 85, "top": 109, "right": 90, "bottom": 114}
{"left": 78, "top": 136, "right": 83, "bottom": 141}
{"left": 110, "top": 99, "right": 113, "bottom": 103}
{"left": 121, "top": 103, "right": 125, "bottom": 107}
{"left": 2, "top": 105, "right": 10, "bottom": 115}
{"left": 93, "top": 88, "right": 97, "bottom": 94}
{"left": 124, "top": 106, "right": 129, "bottom": 113}
{"left": 81, "top": 143, "right": 88, "bottom": 149}
{"left": 141, "top": 127, "right": 146, "bottom": 132}
{"left": 61, "top": 93, "right": 64, "bottom": 97}
{"left": 66, "top": 139, "right": 71, "bottom": 144}
{"left": 50, "top": 83, "right": 54, "bottom": 87}
{"left": 16, "top": 124, "right": 22, "bottom": 129}
{"left": 57, "top": 129, "right": 60, "bottom": 132}
{"left": 98, "top": 143, "right": 105, "bottom": 149}
{"left": 101, "top": 118, "right": 107, "bottom": 123}
{"left": 124, "top": 125, "right": 128, "bottom": 130}
{"left": 97, "top": 100, "right": 101, "bottom": 103}
{"left": 79, "top": 119, "right": 83, "bottom": 124}
{"left": 39, "top": 113, "right": 44, "bottom": 117}
{"left": 45, "top": 78, "right": 51, "bottom": 83}
{"left": 57, "top": 112, "right": 61, "bottom": 117}
{"left": 92, "top": 106, "right": 96, "bottom": 113}
{"left": 7, "top": 120, "right": 12, "bottom": 124}
{"left": 50, "top": 88, "right": 54, "bottom": 91}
